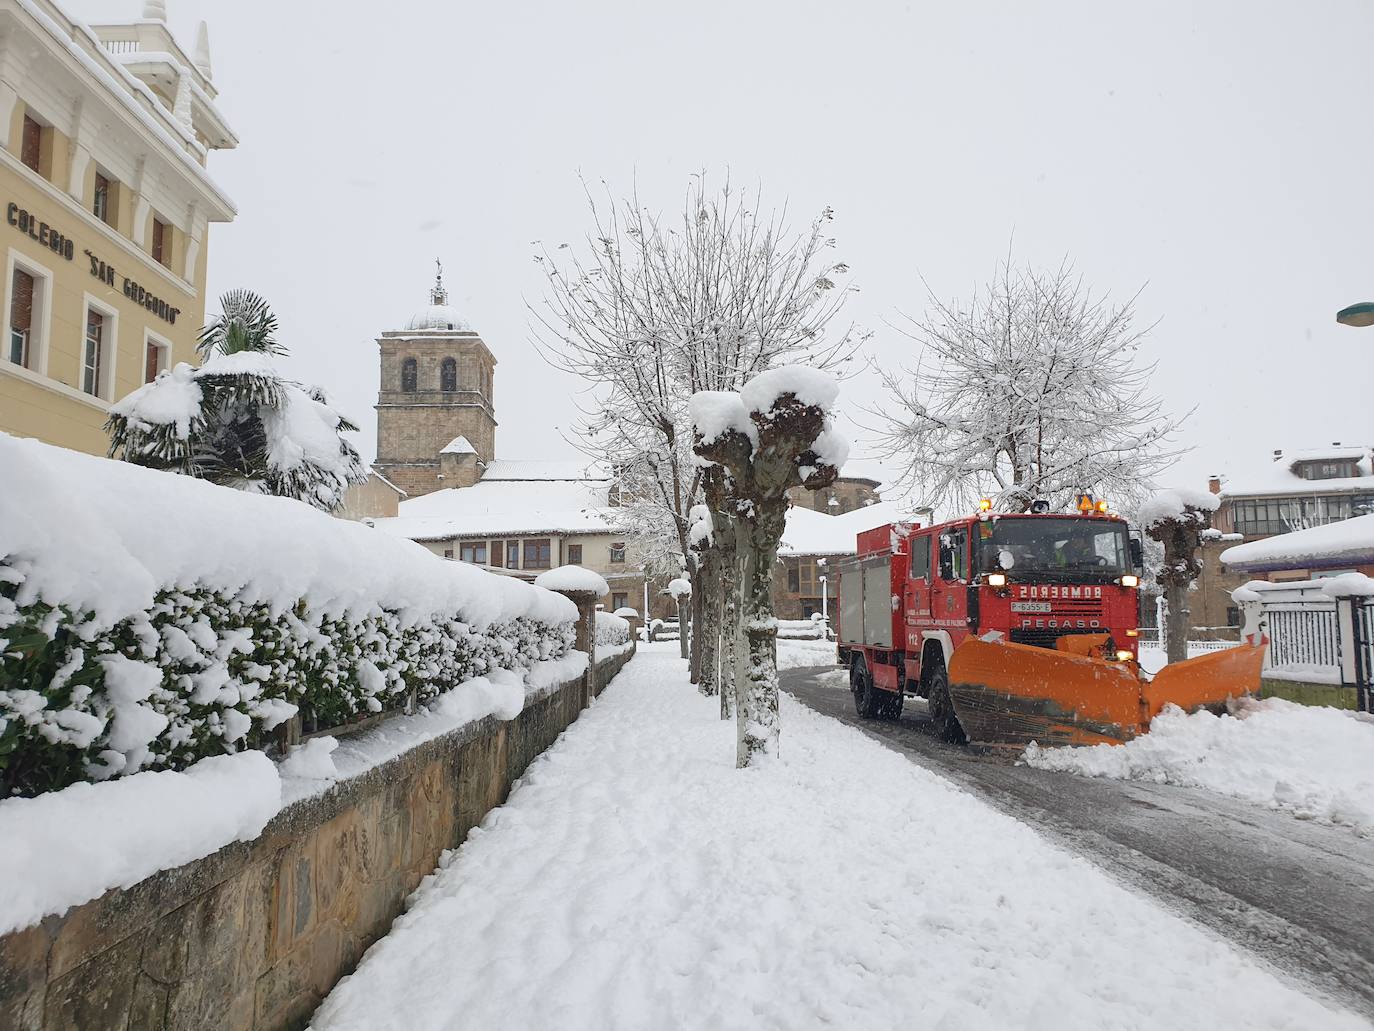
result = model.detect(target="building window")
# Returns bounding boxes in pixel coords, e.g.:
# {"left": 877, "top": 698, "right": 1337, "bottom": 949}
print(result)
{"left": 524, "top": 538, "right": 552, "bottom": 570}
{"left": 609, "top": 542, "right": 626, "bottom": 564}
{"left": 1231, "top": 496, "right": 1358, "bottom": 537}
{"left": 20, "top": 115, "right": 42, "bottom": 174}
{"left": 8, "top": 268, "right": 35, "bottom": 368}
{"left": 440, "top": 357, "right": 458, "bottom": 392}
{"left": 506, "top": 540, "right": 521, "bottom": 568}
{"left": 93, "top": 173, "right": 112, "bottom": 224}
{"left": 612, "top": 592, "right": 629, "bottom": 611}
{"left": 1225, "top": 606, "right": 1240, "bottom": 627}
{"left": 1297, "top": 460, "right": 1358, "bottom": 480}
{"left": 144, "top": 338, "right": 167, "bottom": 383}
{"left": 567, "top": 544, "right": 583, "bottom": 564}
{"left": 401, "top": 357, "right": 418, "bottom": 392}
{"left": 786, "top": 560, "right": 800, "bottom": 594}
{"left": 443, "top": 548, "right": 454, "bottom": 559}
{"left": 459, "top": 542, "right": 487, "bottom": 564}
{"left": 83, "top": 309, "right": 104, "bottom": 397}
{"left": 151, "top": 218, "right": 170, "bottom": 267}
{"left": 490, "top": 540, "right": 504, "bottom": 568}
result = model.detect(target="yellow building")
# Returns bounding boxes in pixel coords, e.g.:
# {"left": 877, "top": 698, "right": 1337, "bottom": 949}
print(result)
{"left": 0, "top": 0, "right": 236, "bottom": 456}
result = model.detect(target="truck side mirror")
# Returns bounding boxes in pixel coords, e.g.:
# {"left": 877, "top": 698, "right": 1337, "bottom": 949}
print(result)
{"left": 1128, "top": 536, "right": 1144, "bottom": 570}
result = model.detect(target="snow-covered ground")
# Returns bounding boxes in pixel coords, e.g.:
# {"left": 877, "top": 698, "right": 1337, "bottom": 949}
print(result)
{"left": 1024, "top": 697, "right": 1374, "bottom": 836}
{"left": 311, "top": 644, "right": 1366, "bottom": 1031}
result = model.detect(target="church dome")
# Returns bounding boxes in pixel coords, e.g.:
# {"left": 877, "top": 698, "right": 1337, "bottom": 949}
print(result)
{"left": 405, "top": 304, "right": 470, "bottom": 332}
{"left": 404, "top": 261, "right": 470, "bottom": 332}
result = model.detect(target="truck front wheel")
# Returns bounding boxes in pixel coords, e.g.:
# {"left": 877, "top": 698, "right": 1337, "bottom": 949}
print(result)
{"left": 926, "top": 663, "right": 967, "bottom": 744}
{"left": 851, "top": 658, "right": 882, "bottom": 719}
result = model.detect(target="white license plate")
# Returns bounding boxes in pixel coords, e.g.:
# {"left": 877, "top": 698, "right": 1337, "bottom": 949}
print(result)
{"left": 1011, "top": 601, "right": 1052, "bottom": 613}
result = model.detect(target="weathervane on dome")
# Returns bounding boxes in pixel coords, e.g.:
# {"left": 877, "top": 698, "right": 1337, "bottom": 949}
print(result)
{"left": 431, "top": 258, "right": 448, "bottom": 306}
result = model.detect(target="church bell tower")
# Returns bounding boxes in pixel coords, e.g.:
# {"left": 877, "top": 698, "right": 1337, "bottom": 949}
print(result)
{"left": 373, "top": 263, "right": 497, "bottom": 498}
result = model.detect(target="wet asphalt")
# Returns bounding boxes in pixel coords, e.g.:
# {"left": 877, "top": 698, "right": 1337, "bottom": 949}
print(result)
{"left": 781, "top": 664, "right": 1374, "bottom": 1021}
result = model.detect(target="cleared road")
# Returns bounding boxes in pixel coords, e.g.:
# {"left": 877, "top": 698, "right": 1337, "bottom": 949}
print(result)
{"left": 782, "top": 665, "right": 1374, "bottom": 1021}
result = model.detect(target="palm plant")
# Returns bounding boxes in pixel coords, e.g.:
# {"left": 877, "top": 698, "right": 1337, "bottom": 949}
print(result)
{"left": 107, "top": 291, "right": 366, "bottom": 510}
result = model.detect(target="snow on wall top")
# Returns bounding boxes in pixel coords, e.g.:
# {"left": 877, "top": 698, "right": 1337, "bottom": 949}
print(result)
{"left": 1136, "top": 487, "right": 1220, "bottom": 527}
{"left": 1220, "top": 446, "right": 1373, "bottom": 499}
{"left": 1220, "top": 513, "right": 1374, "bottom": 571}
{"left": 481, "top": 459, "right": 611, "bottom": 481}
{"left": 403, "top": 304, "right": 472, "bottom": 332}
{"left": 534, "top": 566, "right": 609, "bottom": 597}
{"left": 0, "top": 433, "right": 576, "bottom": 631}
{"left": 778, "top": 501, "right": 913, "bottom": 557}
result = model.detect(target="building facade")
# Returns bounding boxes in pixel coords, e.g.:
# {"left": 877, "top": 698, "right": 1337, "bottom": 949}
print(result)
{"left": 372, "top": 269, "right": 497, "bottom": 499}
{"left": 1195, "top": 445, "right": 1374, "bottom": 631}
{"left": 0, "top": 0, "right": 236, "bottom": 455}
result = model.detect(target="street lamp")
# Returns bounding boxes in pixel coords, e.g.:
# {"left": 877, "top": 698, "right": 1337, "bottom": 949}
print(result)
{"left": 1336, "top": 302, "right": 1374, "bottom": 327}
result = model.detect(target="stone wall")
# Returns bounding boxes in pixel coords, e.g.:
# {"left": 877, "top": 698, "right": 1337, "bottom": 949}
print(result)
{"left": 0, "top": 646, "right": 633, "bottom": 1031}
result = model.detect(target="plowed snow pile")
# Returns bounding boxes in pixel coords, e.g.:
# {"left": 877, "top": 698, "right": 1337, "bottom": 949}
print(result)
{"left": 312, "top": 646, "right": 1366, "bottom": 1031}
{"left": 1024, "top": 697, "right": 1374, "bottom": 835}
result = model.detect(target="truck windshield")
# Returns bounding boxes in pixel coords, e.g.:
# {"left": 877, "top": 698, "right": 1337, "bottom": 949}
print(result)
{"left": 976, "top": 518, "right": 1130, "bottom": 579}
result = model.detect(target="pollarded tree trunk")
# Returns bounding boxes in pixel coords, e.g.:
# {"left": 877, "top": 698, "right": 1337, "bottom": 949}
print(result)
{"left": 677, "top": 594, "right": 690, "bottom": 660}
{"left": 735, "top": 497, "right": 788, "bottom": 764}
{"left": 697, "top": 554, "right": 720, "bottom": 697}
{"left": 1146, "top": 501, "right": 1212, "bottom": 666}
{"left": 718, "top": 513, "right": 742, "bottom": 720}
{"left": 689, "top": 568, "right": 706, "bottom": 684}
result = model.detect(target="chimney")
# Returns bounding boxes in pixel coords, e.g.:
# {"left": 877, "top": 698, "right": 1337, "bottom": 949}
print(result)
{"left": 1272, "top": 449, "right": 1282, "bottom": 460}
{"left": 1332, "top": 441, "right": 1342, "bottom": 447}
{"left": 1208, "top": 475, "right": 1222, "bottom": 495}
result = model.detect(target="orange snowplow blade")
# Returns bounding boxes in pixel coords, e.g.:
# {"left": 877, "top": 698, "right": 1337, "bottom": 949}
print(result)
{"left": 947, "top": 637, "right": 1145, "bottom": 749}
{"left": 1142, "top": 642, "right": 1268, "bottom": 721}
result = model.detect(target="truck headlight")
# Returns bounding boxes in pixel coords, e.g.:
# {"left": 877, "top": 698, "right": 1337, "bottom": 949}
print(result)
{"left": 1119, "top": 574, "right": 1139, "bottom": 588}
{"left": 987, "top": 573, "right": 1006, "bottom": 587}
{"left": 1116, "top": 650, "right": 1134, "bottom": 662}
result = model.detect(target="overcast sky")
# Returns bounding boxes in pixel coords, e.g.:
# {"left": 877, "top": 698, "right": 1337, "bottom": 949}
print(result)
{"left": 75, "top": 0, "right": 1374, "bottom": 492}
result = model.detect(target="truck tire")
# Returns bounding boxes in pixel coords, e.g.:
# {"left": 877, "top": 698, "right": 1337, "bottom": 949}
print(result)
{"left": 925, "top": 663, "right": 967, "bottom": 744}
{"left": 851, "top": 658, "right": 882, "bottom": 719}
{"left": 880, "top": 688, "right": 905, "bottom": 721}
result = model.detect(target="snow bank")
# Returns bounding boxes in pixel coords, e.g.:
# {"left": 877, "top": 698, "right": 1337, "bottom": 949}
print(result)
{"left": 0, "top": 750, "right": 280, "bottom": 935}
{"left": 1137, "top": 486, "right": 1220, "bottom": 527}
{"left": 533, "top": 566, "right": 609, "bottom": 597}
{"left": 312, "top": 650, "right": 1364, "bottom": 1031}
{"left": 1023, "top": 698, "right": 1374, "bottom": 835}
{"left": 738, "top": 364, "right": 841, "bottom": 415}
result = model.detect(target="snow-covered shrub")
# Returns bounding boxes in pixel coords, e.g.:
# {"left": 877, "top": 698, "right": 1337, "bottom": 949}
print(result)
{"left": 0, "top": 434, "right": 576, "bottom": 798}
{"left": 595, "top": 610, "right": 631, "bottom": 649}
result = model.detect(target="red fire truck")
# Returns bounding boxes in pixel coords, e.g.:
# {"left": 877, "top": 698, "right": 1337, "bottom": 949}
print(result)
{"left": 834, "top": 499, "right": 1265, "bottom": 748}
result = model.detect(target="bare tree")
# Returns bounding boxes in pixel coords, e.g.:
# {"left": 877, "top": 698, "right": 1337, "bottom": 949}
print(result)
{"left": 872, "top": 258, "right": 1188, "bottom": 515}
{"left": 693, "top": 368, "right": 847, "bottom": 767}
{"left": 531, "top": 175, "right": 861, "bottom": 681}
{"left": 1141, "top": 488, "right": 1219, "bottom": 664}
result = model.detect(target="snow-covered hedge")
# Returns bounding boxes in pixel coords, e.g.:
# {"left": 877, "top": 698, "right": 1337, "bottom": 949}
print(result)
{"left": 595, "top": 610, "right": 631, "bottom": 649}
{"left": 0, "top": 434, "right": 577, "bottom": 798}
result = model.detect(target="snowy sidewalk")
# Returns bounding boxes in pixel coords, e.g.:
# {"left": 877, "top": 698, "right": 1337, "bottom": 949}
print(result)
{"left": 311, "top": 645, "right": 1366, "bottom": 1031}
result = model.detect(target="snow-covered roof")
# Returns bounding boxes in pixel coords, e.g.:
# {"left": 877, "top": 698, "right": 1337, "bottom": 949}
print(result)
{"left": 779, "top": 500, "right": 916, "bottom": 557}
{"left": 481, "top": 459, "right": 611, "bottom": 481}
{"left": 1220, "top": 446, "right": 1373, "bottom": 499}
{"left": 440, "top": 436, "right": 477, "bottom": 456}
{"left": 372, "top": 475, "right": 622, "bottom": 542}
{"left": 404, "top": 304, "right": 471, "bottom": 333}
{"left": 1220, "top": 513, "right": 1374, "bottom": 572}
